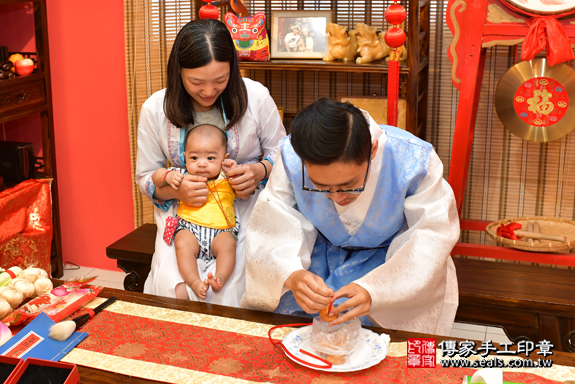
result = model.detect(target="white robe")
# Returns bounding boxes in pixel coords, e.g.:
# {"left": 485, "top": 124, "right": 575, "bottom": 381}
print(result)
{"left": 136, "top": 78, "right": 286, "bottom": 307}
{"left": 241, "top": 117, "right": 460, "bottom": 336}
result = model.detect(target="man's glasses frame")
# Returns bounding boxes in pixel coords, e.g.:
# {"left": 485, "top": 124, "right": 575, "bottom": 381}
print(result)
{"left": 301, "top": 148, "right": 371, "bottom": 195}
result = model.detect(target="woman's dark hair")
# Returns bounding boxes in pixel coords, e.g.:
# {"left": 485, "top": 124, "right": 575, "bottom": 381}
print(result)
{"left": 164, "top": 19, "right": 248, "bottom": 130}
{"left": 290, "top": 98, "right": 371, "bottom": 165}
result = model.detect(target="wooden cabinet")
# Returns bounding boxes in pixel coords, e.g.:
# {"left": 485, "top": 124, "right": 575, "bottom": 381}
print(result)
{"left": 235, "top": 0, "right": 430, "bottom": 138}
{"left": 0, "top": 0, "right": 63, "bottom": 277}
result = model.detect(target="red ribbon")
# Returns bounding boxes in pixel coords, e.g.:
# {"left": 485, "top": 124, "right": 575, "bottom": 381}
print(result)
{"left": 521, "top": 16, "right": 575, "bottom": 66}
{"left": 496, "top": 222, "right": 523, "bottom": 241}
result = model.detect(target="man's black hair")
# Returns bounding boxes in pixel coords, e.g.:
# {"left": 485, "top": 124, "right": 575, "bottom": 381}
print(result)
{"left": 290, "top": 98, "right": 371, "bottom": 165}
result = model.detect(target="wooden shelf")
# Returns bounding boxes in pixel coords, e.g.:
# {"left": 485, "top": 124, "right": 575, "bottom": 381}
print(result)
{"left": 239, "top": 58, "right": 413, "bottom": 74}
{"left": 0, "top": 71, "right": 45, "bottom": 89}
{"left": 237, "top": 0, "right": 430, "bottom": 137}
{"left": 0, "top": 0, "right": 63, "bottom": 278}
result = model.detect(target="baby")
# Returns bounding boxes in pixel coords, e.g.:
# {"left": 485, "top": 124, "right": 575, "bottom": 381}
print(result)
{"left": 153, "top": 124, "right": 239, "bottom": 300}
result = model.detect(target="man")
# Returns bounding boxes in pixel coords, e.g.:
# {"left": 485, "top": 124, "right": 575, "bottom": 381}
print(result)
{"left": 241, "top": 98, "right": 459, "bottom": 336}
{"left": 284, "top": 25, "right": 301, "bottom": 52}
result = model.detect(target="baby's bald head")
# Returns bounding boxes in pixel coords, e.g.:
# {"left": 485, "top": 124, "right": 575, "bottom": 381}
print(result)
{"left": 184, "top": 124, "right": 227, "bottom": 152}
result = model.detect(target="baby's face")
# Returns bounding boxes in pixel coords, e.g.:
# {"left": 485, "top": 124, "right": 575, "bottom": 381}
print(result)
{"left": 184, "top": 134, "right": 227, "bottom": 179}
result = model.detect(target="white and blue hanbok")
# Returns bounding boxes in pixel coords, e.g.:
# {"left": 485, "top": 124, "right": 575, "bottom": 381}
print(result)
{"left": 241, "top": 113, "right": 459, "bottom": 336}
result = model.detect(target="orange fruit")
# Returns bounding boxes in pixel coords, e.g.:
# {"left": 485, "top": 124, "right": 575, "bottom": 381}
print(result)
{"left": 8, "top": 54, "right": 24, "bottom": 73}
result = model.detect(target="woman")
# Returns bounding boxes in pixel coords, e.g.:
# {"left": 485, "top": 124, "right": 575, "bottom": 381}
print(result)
{"left": 241, "top": 98, "right": 459, "bottom": 336}
{"left": 299, "top": 28, "right": 314, "bottom": 52}
{"left": 136, "top": 19, "right": 286, "bottom": 306}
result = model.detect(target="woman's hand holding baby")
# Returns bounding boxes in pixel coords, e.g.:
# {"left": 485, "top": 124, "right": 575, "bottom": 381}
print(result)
{"left": 226, "top": 161, "right": 269, "bottom": 199}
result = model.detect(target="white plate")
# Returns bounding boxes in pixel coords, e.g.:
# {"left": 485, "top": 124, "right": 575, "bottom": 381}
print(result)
{"left": 282, "top": 325, "right": 390, "bottom": 372}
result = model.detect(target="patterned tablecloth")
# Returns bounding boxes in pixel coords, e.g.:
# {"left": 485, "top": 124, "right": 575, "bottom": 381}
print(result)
{"left": 61, "top": 299, "right": 575, "bottom": 384}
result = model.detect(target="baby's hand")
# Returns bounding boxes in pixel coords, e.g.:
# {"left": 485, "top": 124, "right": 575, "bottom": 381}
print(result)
{"left": 167, "top": 171, "right": 184, "bottom": 190}
{"left": 222, "top": 159, "right": 238, "bottom": 173}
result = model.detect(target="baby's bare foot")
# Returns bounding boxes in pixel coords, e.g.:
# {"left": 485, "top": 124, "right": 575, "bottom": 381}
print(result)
{"left": 191, "top": 279, "right": 209, "bottom": 299}
{"left": 207, "top": 272, "right": 227, "bottom": 293}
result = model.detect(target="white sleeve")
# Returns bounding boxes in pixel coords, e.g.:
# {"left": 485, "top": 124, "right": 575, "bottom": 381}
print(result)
{"left": 135, "top": 99, "right": 173, "bottom": 210}
{"left": 256, "top": 87, "right": 286, "bottom": 166}
{"left": 241, "top": 148, "right": 318, "bottom": 311}
{"left": 354, "top": 150, "right": 460, "bottom": 334}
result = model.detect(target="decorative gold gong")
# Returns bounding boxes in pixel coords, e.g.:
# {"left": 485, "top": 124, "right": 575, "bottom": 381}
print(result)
{"left": 495, "top": 58, "right": 575, "bottom": 142}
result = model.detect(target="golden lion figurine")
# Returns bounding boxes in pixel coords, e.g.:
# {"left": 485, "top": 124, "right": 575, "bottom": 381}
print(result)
{"left": 323, "top": 23, "right": 358, "bottom": 62}
{"left": 355, "top": 23, "right": 391, "bottom": 64}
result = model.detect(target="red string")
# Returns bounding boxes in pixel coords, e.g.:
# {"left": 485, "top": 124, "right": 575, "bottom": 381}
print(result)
{"left": 387, "top": 56, "right": 399, "bottom": 127}
{"left": 268, "top": 323, "right": 333, "bottom": 369}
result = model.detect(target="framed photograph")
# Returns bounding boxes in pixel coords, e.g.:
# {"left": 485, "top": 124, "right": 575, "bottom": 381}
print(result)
{"left": 339, "top": 96, "right": 407, "bottom": 130}
{"left": 271, "top": 10, "right": 332, "bottom": 59}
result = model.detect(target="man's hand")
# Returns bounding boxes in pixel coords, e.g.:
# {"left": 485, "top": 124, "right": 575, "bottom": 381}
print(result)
{"left": 328, "top": 283, "right": 372, "bottom": 326}
{"left": 285, "top": 270, "right": 334, "bottom": 313}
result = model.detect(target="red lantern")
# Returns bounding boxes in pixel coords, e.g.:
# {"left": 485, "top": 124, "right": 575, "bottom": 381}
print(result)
{"left": 385, "top": 3, "right": 407, "bottom": 25}
{"left": 199, "top": 1, "right": 219, "bottom": 19}
{"left": 383, "top": 1, "right": 407, "bottom": 129}
{"left": 384, "top": 27, "right": 406, "bottom": 48}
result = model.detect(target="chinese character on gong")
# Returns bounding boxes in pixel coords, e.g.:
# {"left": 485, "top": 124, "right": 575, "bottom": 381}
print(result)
{"left": 407, "top": 338, "right": 436, "bottom": 368}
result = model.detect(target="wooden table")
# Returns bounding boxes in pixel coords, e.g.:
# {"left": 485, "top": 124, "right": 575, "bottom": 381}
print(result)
{"left": 106, "top": 224, "right": 575, "bottom": 352}
{"left": 69, "top": 285, "right": 575, "bottom": 383}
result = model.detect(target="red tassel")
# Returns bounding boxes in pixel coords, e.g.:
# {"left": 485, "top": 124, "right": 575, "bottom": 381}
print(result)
{"left": 387, "top": 53, "right": 399, "bottom": 127}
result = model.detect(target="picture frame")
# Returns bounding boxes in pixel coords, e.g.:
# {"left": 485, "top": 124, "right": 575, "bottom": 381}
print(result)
{"left": 339, "top": 96, "right": 407, "bottom": 130}
{"left": 271, "top": 10, "right": 332, "bottom": 59}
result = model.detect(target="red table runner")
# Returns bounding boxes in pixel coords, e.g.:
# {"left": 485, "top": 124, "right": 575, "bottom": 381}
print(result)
{"left": 67, "top": 308, "right": 562, "bottom": 384}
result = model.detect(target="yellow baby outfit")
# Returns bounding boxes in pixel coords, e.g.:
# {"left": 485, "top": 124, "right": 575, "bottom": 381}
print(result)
{"left": 171, "top": 169, "right": 240, "bottom": 263}
{"left": 177, "top": 171, "right": 236, "bottom": 230}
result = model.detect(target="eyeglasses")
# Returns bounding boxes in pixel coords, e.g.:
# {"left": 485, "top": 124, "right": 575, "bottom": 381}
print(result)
{"left": 302, "top": 150, "right": 371, "bottom": 195}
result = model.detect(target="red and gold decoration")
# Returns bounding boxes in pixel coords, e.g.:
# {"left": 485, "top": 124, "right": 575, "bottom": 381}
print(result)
{"left": 224, "top": 13, "right": 270, "bottom": 62}
{"left": 495, "top": 58, "right": 575, "bottom": 142}
{"left": 384, "top": 2, "right": 407, "bottom": 127}
{"left": 514, "top": 77, "right": 568, "bottom": 127}
{"left": 0, "top": 179, "right": 52, "bottom": 273}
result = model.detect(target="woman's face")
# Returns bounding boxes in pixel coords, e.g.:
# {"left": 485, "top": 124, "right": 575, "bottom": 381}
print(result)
{"left": 181, "top": 60, "right": 230, "bottom": 112}
{"left": 303, "top": 30, "right": 309, "bottom": 37}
